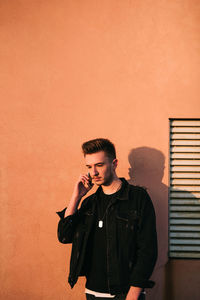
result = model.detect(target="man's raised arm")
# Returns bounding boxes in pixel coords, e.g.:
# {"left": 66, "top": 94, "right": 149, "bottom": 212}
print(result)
{"left": 56, "top": 174, "right": 93, "bottom": 243}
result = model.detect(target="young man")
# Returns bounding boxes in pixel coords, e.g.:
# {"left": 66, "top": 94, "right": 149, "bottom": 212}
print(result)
{"left": 57, "top": 138, "right": 157, "bottom": 300}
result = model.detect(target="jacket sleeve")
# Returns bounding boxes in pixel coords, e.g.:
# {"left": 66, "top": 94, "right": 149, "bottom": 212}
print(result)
{"left": 56, "top": 207, "right": 81, "bottom": 244}
{"left": 129, "top": 189, "right": 158, "bottom": 288}
{"left": 56, "top": 196, "right": 91, "bottom": 244}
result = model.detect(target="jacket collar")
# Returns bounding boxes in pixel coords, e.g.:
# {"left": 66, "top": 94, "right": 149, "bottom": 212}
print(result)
{"left": 94, "top": 177, "right": 130, "bottom": 201}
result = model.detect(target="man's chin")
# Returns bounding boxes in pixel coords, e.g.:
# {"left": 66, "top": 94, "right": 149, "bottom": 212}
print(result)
{"left": 94, "top": 178, "right": 104, "bottom": 186}
{"left": 95, "top": 179, "right": 113, "bottom": 187}
{"left": 94, "top": 181, "right": 103, "bottom": 186}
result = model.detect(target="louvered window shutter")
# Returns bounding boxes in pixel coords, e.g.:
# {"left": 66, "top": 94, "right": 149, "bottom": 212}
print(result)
{"left": 169, "top": 119, "right": 200, "bottom": 258}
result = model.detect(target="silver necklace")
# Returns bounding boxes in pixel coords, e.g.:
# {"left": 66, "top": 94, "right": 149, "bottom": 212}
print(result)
{"left": 98, "top": 181, "right": 122, "bottom": 228}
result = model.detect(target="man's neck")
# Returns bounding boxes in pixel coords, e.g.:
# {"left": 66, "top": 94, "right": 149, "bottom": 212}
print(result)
{"left": 102, "top": 177, "right": 122, "bottom": 195}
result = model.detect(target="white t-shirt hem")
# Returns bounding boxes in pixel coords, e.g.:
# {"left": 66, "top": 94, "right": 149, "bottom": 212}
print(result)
{"left": 85, "top": 288, "right": 115, "bottom": 298}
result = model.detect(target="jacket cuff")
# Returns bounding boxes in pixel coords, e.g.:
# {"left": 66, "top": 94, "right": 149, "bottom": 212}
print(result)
{"left": 56, "top": 207, "right": 67, "bottom": 219}
{"left": 56, "top": 207, "right": 76, "bottom": 225}
{"left": 129, "top": 279, "right": 155, "bottom": 289}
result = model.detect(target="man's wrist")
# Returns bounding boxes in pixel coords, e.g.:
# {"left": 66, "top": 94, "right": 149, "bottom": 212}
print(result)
{"left": 126, "top": 286, "right": 142, "bottom": 300}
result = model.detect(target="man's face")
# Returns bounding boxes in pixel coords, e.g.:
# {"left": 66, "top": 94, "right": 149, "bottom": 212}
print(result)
{"left": 85, "top": 151, "right": 117, "bottom": 186}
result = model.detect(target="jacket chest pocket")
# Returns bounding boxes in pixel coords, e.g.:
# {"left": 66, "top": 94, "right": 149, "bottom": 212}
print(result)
{"left": 116, "top": 210, "right": 140, "bottom": 233}
{"left": 82, "top": 210, "right": 95, "bottom": 231}
{"left": 128, "top": 210, "right": 140, "bottom": 233}
{"left": 116, "top": 213, "right": 129, "bottom": 242}
{"left": 116, "top": 213, "right": 129, "bottom": 226}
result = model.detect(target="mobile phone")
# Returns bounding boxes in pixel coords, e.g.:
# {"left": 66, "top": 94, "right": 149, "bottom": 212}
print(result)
{"left": 88, "top": 173, "right": 92, "bottom": 185}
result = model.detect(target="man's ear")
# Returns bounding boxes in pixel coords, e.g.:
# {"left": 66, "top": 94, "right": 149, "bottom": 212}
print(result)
{"left": 112, "top": 158, "right": 118, "bottom": 169}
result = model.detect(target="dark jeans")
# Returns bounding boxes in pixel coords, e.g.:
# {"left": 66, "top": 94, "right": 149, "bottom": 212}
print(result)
{"left": 86, "top": 292, "right": 145, "bottom": 300}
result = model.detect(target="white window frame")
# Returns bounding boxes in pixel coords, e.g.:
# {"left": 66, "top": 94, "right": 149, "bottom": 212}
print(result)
{"left": 169, "top": 118, "right": 200, "bottom": 258}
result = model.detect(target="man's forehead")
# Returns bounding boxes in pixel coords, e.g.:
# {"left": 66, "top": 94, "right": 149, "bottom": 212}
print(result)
{"left": 85, "top": 151, "right": 109, "bottom": 164}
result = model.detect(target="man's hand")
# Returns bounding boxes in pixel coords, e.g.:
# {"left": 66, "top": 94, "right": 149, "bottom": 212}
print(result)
{"left": 74, "top": 174, "right": 94, "bottom": 199}
{"left": 125, "top": 286, "right": 142, "bottom": 300}
{"left": 64, "top": 174, "right": 94, "bottom": 218}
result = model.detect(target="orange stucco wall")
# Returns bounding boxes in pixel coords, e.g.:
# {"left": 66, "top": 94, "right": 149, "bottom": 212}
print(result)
{"left": 1, "top": 1, "right": 200, "bottom": 299}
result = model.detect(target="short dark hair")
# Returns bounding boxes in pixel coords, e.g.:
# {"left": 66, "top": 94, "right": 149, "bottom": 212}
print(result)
{"left": 82, "top": 138, "right": 116, "bottom": 161}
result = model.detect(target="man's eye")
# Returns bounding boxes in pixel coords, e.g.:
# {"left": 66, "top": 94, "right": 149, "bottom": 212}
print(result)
{"left": 87, "top": 166, "right": 91, "bottom": 169}
{"left": 97, "top": 164, "right": 103, "bottom": 167}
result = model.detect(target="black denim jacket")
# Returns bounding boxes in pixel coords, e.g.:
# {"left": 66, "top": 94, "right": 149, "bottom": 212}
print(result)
{"left": 57, "top": 178, "right": 157, "bottom": 294}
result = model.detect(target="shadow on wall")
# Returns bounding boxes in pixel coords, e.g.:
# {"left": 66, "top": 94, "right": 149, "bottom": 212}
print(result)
{"left": 128, "top": 147, "right": 169, "bottom": 300}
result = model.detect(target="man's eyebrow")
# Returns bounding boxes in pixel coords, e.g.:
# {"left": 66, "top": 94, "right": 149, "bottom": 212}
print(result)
{"left": 86, "top": 162, "right": 105, "bottom": 167}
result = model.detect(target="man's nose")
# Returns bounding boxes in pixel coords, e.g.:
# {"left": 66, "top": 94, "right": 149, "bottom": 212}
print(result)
{"left": 91, "top": 166, "right": 99, "bottom": 176}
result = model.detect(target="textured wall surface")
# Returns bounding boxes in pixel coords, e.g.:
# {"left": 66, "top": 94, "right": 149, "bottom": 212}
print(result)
{"left": 1, "top": 1, "right": 200, "bottom": 299}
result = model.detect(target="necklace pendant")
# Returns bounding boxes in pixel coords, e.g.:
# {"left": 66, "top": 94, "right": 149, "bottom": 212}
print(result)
{"left": 98, "top": 220, "right": 103, "bottom": 228}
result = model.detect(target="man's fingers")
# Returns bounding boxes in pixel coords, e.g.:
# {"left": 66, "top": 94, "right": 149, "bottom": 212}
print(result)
{"left": 81, "top": 175, "right": 89, "bottom": 184}
{"left": 81, "top": 174, "right": 92, "bottom": 183}
{"left": 82, "top": 174, "right": 89, "bottom": 181}
{"left": 78, "top": 174, "right": 93, "bottom": 191}
{"left": 79, "top": 175, "right": 90, "bottom": 188}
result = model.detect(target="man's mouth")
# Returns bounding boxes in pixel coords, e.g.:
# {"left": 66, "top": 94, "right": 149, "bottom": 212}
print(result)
{"left": 94, "top": 177, "right": 101, "bottom": 181}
